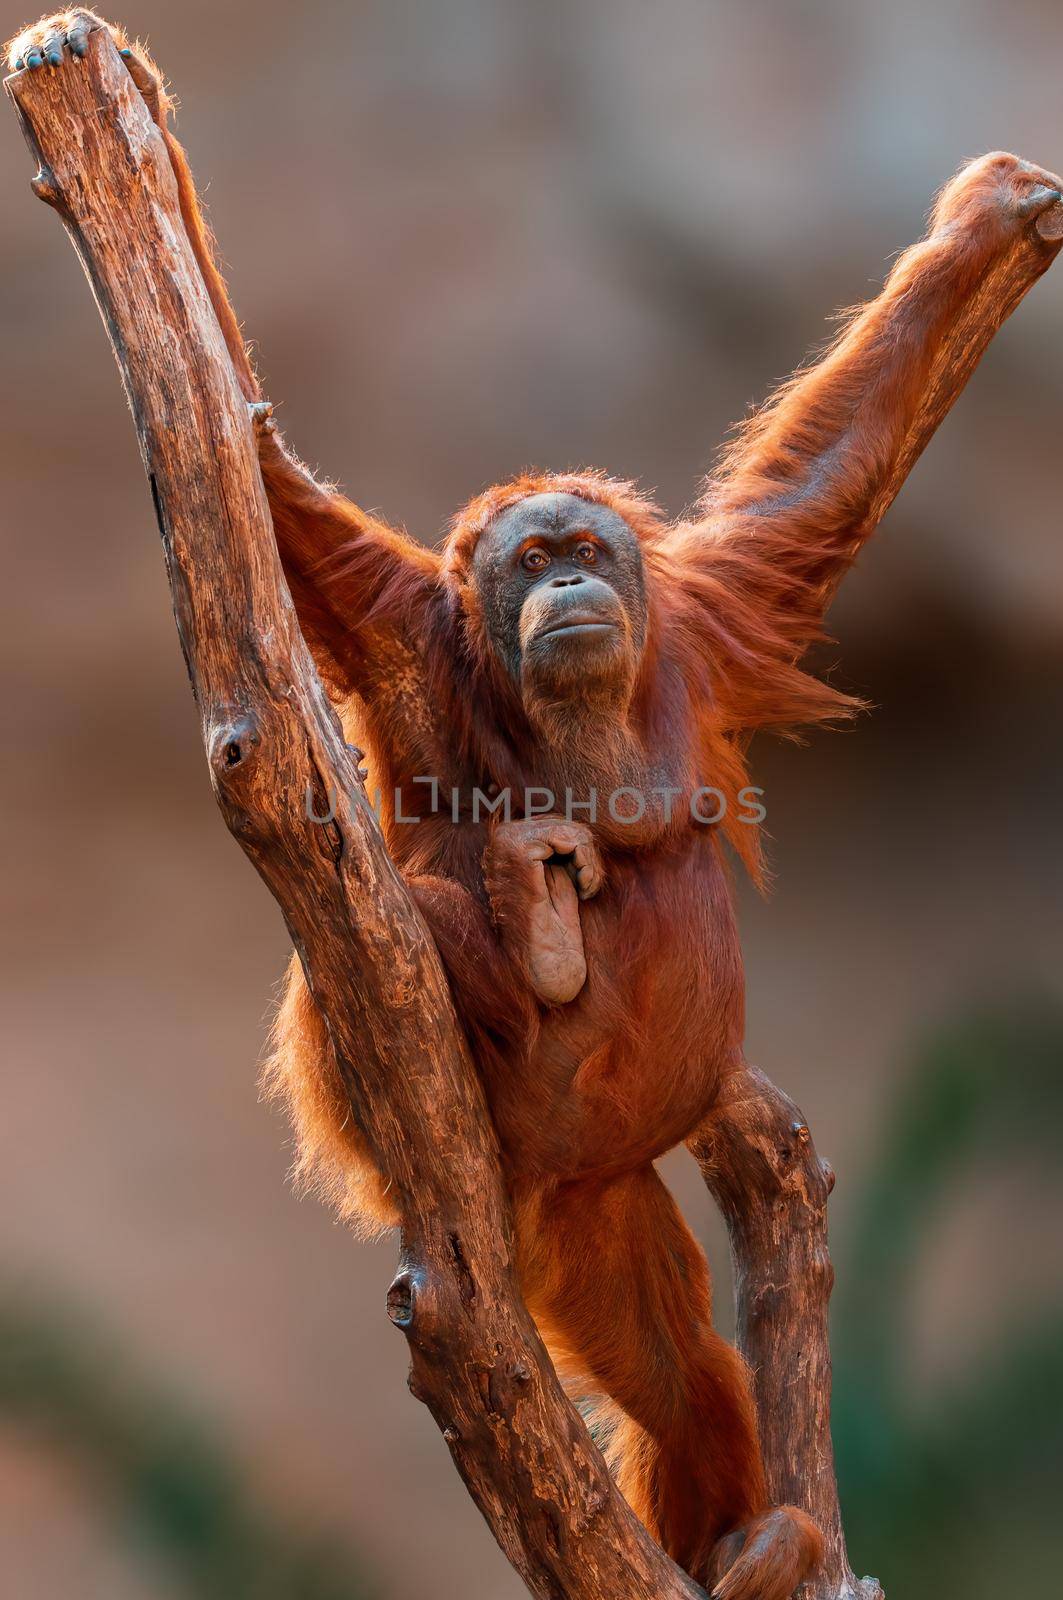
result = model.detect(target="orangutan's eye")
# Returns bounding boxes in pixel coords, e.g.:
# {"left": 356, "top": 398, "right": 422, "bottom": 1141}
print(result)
{"left": 521, "top": 547, "right": 550, "bottom": 573}
{"left": 575, "top": 542, "right": 599, "bottom": 565}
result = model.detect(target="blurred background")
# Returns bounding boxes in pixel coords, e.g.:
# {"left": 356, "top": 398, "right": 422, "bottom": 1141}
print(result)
{"left": 2, "top": 1, "right": 1061, "bottom": 1596}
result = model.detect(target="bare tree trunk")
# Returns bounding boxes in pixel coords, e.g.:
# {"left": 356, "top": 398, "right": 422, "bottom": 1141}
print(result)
{"left": 691, "top": 1069, "right": 881, "bottom": 1600}
{"left": 12, "top": 17, "right": 1061, "bottom": 1600}
{"left": 5, "top": 23, "right": 699, "bottom": 1600}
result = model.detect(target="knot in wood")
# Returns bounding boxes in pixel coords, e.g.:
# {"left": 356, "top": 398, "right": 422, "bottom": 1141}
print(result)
{"left": 209, "top": 715, "right": 262, "bottom": 782}
{"left": 442, "top": 1425, "right": 461, "bottom": 1444}
{"left": 31, "top": 168, "right": 61, "bottom": 208}
{"left": 447, "top": 1231, "right": 477, "bottom": 1308}
{"left": 575, "top": 1486, "right": 608, "bottom": 1532}
{"left": 387, "top": 1271, "right": 416, "bottom": 1328}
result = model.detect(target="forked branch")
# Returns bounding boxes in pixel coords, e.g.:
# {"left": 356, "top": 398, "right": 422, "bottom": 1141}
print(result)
{"left": 691, "top": 1070, "right": 882, "bottom": 1600}
{"left": 19, "top": 17, "right": 1053, "bottom": 1600}
{"left": 4, "top": 21, "right": 698, "bottom": 1600}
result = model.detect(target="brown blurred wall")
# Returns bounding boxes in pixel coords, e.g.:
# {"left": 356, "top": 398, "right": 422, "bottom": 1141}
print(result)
{"left": 2, "top": 2, "right": 1062, "bottom": 1596}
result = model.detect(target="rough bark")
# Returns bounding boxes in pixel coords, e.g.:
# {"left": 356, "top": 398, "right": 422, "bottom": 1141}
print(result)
{"left": 690, "top": 1069, "right": 881, "bottom": 1600}
{"left": 5, "top": 23, "right": 700, "bottom": 1600}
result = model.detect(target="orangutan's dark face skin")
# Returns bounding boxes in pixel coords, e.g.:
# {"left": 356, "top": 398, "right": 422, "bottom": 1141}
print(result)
{"left": 471, "top": 493, "right": 648, "bottom": 708}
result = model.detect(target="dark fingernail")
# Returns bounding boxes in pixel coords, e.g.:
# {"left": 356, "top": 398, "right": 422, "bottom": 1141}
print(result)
{"left": 1018, "top": 182, "right": 1062, "bottom": 218}
{"left": 120, "top": 48, "right": 132, "bottom": 58}
{"left": 70, "top": 38, "right": 88, "bottom": 58}
{"left": 14, "top": 56, "right": 24, "bottom": 70}
{"left": 26, "top": 50, "right": 43, "bottom": 69}
{"left": 45, "top": 49, "right": 62, "bottom": 66}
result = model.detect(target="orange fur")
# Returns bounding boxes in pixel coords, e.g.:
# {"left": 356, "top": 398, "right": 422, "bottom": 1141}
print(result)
{"left": 263, "top": 957, "right": 398, "bottom": 1236}
{"left": 188, "top": 131, "right": 1053, "bottom": 1600}
{"left": 39, "top": 28, "right": 1059, "bottom": 1592}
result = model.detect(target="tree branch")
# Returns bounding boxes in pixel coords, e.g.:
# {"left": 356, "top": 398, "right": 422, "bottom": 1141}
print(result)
{"left": 690, "top": 1068, "right": 881, "bottom": 1600}
{"left": 5, "top": 22, "right": 701, "bottom": 1599}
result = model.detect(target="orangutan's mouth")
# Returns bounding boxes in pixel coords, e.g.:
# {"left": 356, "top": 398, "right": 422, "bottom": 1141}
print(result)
{"left": 538, "top": 617, "right": 618, "bottom": 640}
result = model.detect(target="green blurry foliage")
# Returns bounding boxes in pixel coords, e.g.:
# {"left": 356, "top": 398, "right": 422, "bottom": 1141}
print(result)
{"left": 0, "top": 1296, "right": 376, "bottom": 1599}
{"left": 1, "top": 1000, "right": 1059, "bottom": 1598}
{"left": 832, "top": 999, "right": 1063, "bottom": 1597}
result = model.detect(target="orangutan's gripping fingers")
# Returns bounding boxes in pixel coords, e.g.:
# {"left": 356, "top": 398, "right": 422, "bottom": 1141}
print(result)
{"left": 40, "top": 26, "right": 64, "bottom": 66}
{"left": 931, "top": 151, "right": 1063, "bottom": 247}
{"left": 568, "top": 836, "right": 603, "bottom": 900}
{"left": 488, "top": 816, "right": 603, "bottom": 903}
{"left": 1016, "top": 180, "right": 1063, "bottom": 219}
{"left": 65, "top": 15, "right": 91, "bottom": 57}
{"left": 10, "top": 12, "right": 79, "bottom": 70}
{"left": 7, "top": 14, "right": 167, "bottom": 127}
{"left": 483, "top": 818, "right": 598, "bottom": 1005}
{"left": 9, "top": 10, "right": 104, "bottom": 72}
{"left": 118, "top": 40, "right": 165, "bottom": 125}
{"left": 1008, "top": 157, "right": 1063, "bottom": 220}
